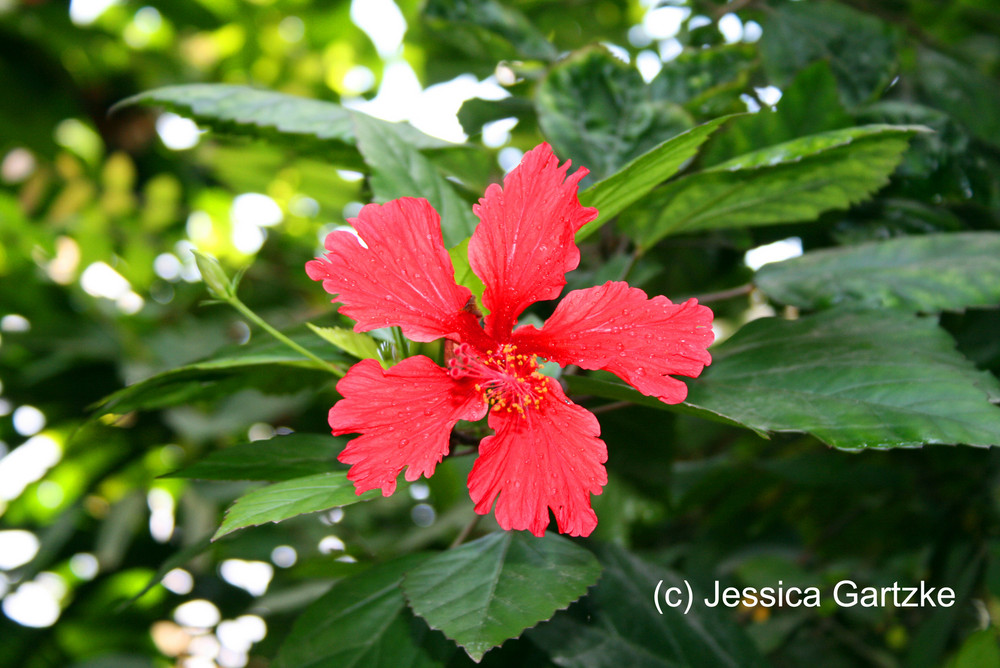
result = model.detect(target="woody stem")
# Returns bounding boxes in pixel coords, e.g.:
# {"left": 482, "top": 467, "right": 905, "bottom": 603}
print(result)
{"left": 450, "top": 514, "right": 483, "bottom": 549}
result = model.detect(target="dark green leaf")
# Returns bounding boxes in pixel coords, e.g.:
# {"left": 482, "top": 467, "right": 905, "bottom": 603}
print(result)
{"left": 275, "top": 554, "right": 452, "bottom": 668}
{"left": 761, "top": 1, "right": 899, "bottom": 106}
{"left": 686, "top": 309, "right": 1000, "bottom": 449}
{"left": 576, "top": 116, "right": 732, "bottom": 242}
{"left": 93, "top": 328, "right": 346, "bottom": 415}
{"left": 214, "top": 472, "right": 377, "bottom": 540}
{"left": 114, "top": 85, "right": 449, "bottom": 168}
{"left": 424, "top": 0, "right": 557, "bottom": 61}
{"left": 165, "top": 433, "right": 345, "bottom": 481}
{"left": 756, "top": 232, "right": 1000, "bottom": 312}
{"left": 537, "top": 48, "right": 693, "bottom": 181}
{"left": 649, "top": 43, "right": 757, "bottom": 112}
{"left": 402, "top": 531, "right": 602, "bottom": 661}
{"left": 917, "top": 49, "right": 1000, "bottom": 150}
{"left": 628, "top": 125, "right": 923, "bottom": 248}
{"left": 527, "top": 543, "right": 768, "bottom": 668}
{"left": 353, "top": 112, "right": 478, "bottom": 247}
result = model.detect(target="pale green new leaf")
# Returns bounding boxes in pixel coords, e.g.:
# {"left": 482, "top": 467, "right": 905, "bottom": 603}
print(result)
{"left": 307, "top": 323, "right": 385, "bottom": 366}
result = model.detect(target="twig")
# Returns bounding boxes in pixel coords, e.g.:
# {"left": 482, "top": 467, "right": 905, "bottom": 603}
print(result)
{"left": 449, "top": 514, "right": 483, "bottom": 549}
{"left": 589, "top": 400, "right": 632, "bottom": 415}
{"left": 689, "top": 283, "right": 754, "bottom": 304}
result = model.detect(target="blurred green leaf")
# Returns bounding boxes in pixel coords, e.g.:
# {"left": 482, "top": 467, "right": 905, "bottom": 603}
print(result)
{"left": 353, "top": 112, "right": 478, "bottom": 247}
{"left": 917, "top": 49, "right": 1000, "bottom": 150}
{"left": 577, "top": 116, "right": 732, "bottom": 241}
{"left": 629, "top": 125, "right": 923, "bottom": 248}
{"left": 756, "top": 232, "right": 1000, "bottom": 312}
{"left": 761, "top": 1, "right": 899, "bottom": 106}
{"left": 402, "top": 531, "right": 601, "bottom": 661}
{"left": 214, "top": 471, "right": 376, "bottom": 539}
{"left": 424, "top": 0, "right": 558, "bottom": 61}
{"left": 537, "top": 47, "right": 693, "bottom": 181}
{"left": 686, "top": 309, "right": 1000, "bottom": 449}
{"left": 448, "top": 237, "right": 487, "bottom": 313}
{"left": 275, "top": 554, "right": 450, "bottom": 668}
{"left": 527, "top": 543, "right": 769, "bottom": 668}
{"left": 166, "top": 433, "right": 345, "bottom": 481}
{"left": 945, "top": 629, "right": 1000, "bottom": 668}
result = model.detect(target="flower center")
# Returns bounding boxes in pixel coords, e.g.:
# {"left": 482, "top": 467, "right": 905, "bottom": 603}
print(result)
{"left": 447, "top": 342, "right": 549, "bottom": 417}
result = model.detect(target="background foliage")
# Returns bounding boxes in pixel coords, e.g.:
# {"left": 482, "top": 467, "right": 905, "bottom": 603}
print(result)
{"left": 2, "top": 0, "right": 1000, "bottom": 666}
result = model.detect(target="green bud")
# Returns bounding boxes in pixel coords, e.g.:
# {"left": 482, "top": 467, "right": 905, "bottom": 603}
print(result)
{"left": 191, "top": 250, "right": 235, "bottom": 300}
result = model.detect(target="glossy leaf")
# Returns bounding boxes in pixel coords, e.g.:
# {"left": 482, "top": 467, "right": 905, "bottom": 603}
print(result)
{"left": 213, "top": 472, "right": 377, "bottom": 539}
{"left": 576, "top": 116, "right": 732, "bottom": 242}
{"left": 165, "top": 433, "right": 345, "bottom": 481}
{"left": 685, "top": 309, "right": 1000, "bottom": 449}
{"left": 528, "top": 543, "right": 768, "bottom": 668}
{"left": 353, "top": 112, "right": 478, "bottom": 247}
{"left": 275, "top": 554, "right": 451, "bottom": 668}
{"left": 537, "top": 48, "right": 692, "bottom": 182}
{"left": 756, "top": 232, "right": 1000, "bottom": 312}
{"left": 628, "top": 125, "right": 923, "bottom": 248}
{"left": 402, "top": 531, "right": 601, "bottom": 661}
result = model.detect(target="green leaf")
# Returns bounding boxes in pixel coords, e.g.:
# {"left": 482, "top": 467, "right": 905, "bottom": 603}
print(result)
{"left": 917, "top": 48, "right": 1000, "bottom": 150}
{"left": 761, "top": 1, "right": 899, "bottom": 106}
{"left": 114, "top": 84, "right": 449, "bottom": 169}
{"left": 124, "top": 535, "right": 214, "bottom": 606}
{"left": 649, "top": 42, "right": 758, "bottom": 112}
{"left": 165, "top": 433, "right": 345, "bottom": 482}
{"left": 424, "top": 0, "right": 557, "bottom": 62}
{"left": 307, "top": 323, "right": 384, "bottom": 366}
{"left": 94, "top": 328, "right": 347, "bottom": 415}
{"left": 353, "top": 112, "right": 478, "bottom": 247}
{"left": 756, "top": 232, "right": 1000, "bottom": 312}
{"left": 628, "top": 125, "right": 924, "bottom": 249}
{"left": 527, "top": 543, "right": 768, "bottom": 668}
{"left": 275, "top": 554, "right": 452, "bottom": 668}
{"left": 214, "top": 472, "right": 377, "bottom": 540}
{"left": 448, "top": 237, "right": 486, "bottom": 313}
{"left": 402, "top": 531, "right": 602, "bottom": 661}
{"left": 576, "top": 116, "right": 732, "bottom": 241}
{"left": 685, "top": 309, "right": 1000, "bottom": 449}
{"left": 537, "top": 47, "right": 693, "bottom": 182}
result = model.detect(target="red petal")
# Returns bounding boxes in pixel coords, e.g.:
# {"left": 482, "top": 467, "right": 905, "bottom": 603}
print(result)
{"left": 468, "top": 143, "right": 598, "bottom": 340}
{"left": 467, "top": 381, "right": 608, "bottom": 537}
{"left": 306, "top": 198, "right": 483, "bottom": 344}
{"left": 515, "top": 282, "right": 714, "bottom": 404}
{"left": 331, "top": 357, "right": 487, "bottom": 496}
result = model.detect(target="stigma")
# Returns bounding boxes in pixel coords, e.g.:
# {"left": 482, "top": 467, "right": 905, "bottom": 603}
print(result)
{"left": 447, "top": 343, "right": 549, "bottom": 417}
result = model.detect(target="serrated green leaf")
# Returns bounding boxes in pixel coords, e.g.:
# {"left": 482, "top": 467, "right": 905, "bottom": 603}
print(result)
{"left": 214, "top": 472, "right": 376, "bottom": 540}
{"left": 527, "top": 543, "right": 768, "bottom": 668}
{"left": 756, "top": 232, "right": 1000, "bottom": 312}
{"left": 165, "top": 433, "right": 345, "bottom": 481}
{"left": 353, "top": 112, "right": 478, "bottom": 247}
{"left": 537, "top": 47, "right": 693, "bottom": 182}
{"left": 275, "top": 554, "right": 452, "bottom": 668}
{"left": 307, "top": 323, "right": 384, "bottom": 366}
{"left": 576, "top": 116, "right": 732, "bottom": 241}
{"left": 685, "top": 309, "right": 1000, "bottom": 449}
{"left": 402, "top": 531, "right": 601, "bottom": 661}
{"left": 628, "top": 125, "right": 924, "bottom": 248}
{"left": 114, "top": 84, "right": 449, "bottom": 168}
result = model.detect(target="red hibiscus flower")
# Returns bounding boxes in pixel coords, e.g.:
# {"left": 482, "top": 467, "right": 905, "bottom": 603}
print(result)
{"left": 306, "top": 143, "right": 714, "bottom": 537}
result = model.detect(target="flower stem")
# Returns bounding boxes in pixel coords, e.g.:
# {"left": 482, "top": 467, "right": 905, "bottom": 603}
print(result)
{"left": 229, "top": 298, "right": 345, "bottom": 376}
{"left": 449, "top": 514, "right": 483, "bottom": 549}
{"left": 690, "top": 282, "right": 754, "bottom": 303}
